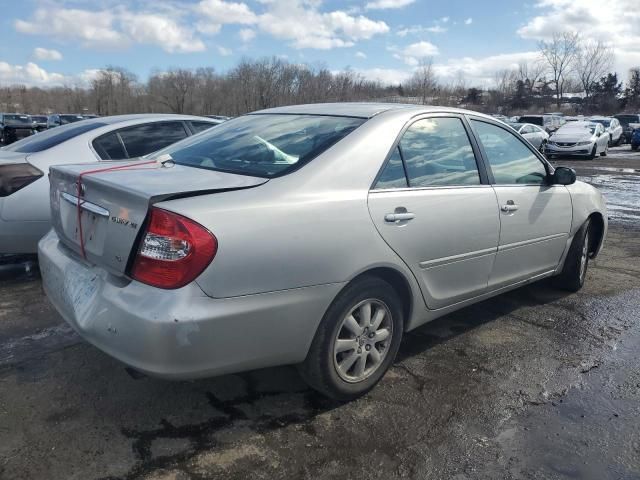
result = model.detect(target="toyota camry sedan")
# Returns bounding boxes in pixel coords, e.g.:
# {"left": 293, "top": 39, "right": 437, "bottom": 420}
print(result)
{"left": 39, "top": 103, "right": 607, "bottom": 401}
{"left": 0, "top": 114, "right": 222, "bottom": 254}
{"left": 507, "top": 122, "right": 549, "bottom": 151}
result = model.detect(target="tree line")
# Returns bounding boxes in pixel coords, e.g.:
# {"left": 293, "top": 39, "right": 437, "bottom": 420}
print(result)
{"left": 1, "top": 36, "right": 639, "bottom": 117}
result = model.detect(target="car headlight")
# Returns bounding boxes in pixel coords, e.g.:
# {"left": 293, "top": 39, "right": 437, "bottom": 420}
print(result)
{"left": 576, "top": 141, "right": 592, "bottom": 146}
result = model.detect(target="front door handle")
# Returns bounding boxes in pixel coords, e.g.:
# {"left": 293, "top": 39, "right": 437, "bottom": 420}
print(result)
{"left": 500, "top": 200, "right": 519, "bottom": 213}
{"left": 385, "top": 212, "right": 416, "bottom": 222}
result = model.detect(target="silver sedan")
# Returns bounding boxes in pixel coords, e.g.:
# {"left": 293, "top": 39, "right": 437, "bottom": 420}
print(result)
{"left": 507, "top": 122, "right": 550, "bottom": 151}
{"left": 39, "top": 103, "right": 607, "bottom": 400}
{"left": 0, "top": 114, "right": 222, "bottom": 254}
{"left": 546, "top": 121, "right": 610, "bottom": 159}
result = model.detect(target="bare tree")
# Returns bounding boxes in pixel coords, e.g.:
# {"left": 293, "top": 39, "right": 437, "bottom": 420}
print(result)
{"left": 407, "top": 58, "right": 437, "bottom": 105}
{"left": 539, "top": 32, "right": 580, "bottom": 107}
{"left": 575, "top": 40, "right": 614, "bottom": 110}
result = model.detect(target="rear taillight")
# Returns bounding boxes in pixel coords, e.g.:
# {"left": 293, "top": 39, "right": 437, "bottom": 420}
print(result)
{"left": 131, "top": 208, "right": 217, "bottom": 289}
{"left": 0, "top": 164, "right": 43, "bottom": 197}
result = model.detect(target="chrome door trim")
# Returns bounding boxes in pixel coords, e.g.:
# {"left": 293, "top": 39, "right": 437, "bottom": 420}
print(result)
{"left": 497, "top": 233, "right": 568, "bottom": 253}
{"left": 419, "top": 247, "right": 497, "bottom": 269}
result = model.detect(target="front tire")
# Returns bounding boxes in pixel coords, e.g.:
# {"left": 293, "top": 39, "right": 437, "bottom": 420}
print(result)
{"left": 553, "top": 220, "right": 591, "bottom": 292}
{"left": 299, "top": 276, "right": 404, "bottom": 401}
{"left": 600, "top": 143, "right": 608, "bottom": 156}
{"left": 587, "top": 145, "right": 597, "bottom": 160}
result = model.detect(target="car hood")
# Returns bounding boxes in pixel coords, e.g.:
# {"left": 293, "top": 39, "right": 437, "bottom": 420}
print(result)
{"left": 551, "top": 133, "right": 593, "bottom": 142}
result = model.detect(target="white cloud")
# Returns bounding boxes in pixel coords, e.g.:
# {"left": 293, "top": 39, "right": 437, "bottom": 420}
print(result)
{"left": 356, "top": 67, "right": 413, "bottom": 84}
{"left": 433, "top": 51, "right": 540, "bottom": 86}
{"left": 257, "top": 0, "right": 389, "bottom": 49}
{"left": 517, "top": 0, "right": 638, "bottom": 80}
{"left": 0, "top": 62, "right": 65, "bottom": 86}
{"left": 365, "top": 0, "right": 415, "bottom": 10}
{"left": 464, "top": 17, "right": 473, "bottom": 25}
{"left": 440, "top": 16, "right": 449, "bottom": 23}
{"left": 196, "top": 0, "right": 258, "bottom": 34}
{"left": 238, "top": 28, "right": 256, "bottom": 42}
{"left": 217, "top": 45, "right": 233, "bottom": 56}
{"left": 120, "top": 12, "right": 205, "bottom": 53}
{"left": 33, "top": 47, "right": 63, "bottom": 61}
{"left": 355, "top": 51, "right": 367, "bottom": 58}
{"left": 392, "top": 41, "right": 440, "bottom": 66}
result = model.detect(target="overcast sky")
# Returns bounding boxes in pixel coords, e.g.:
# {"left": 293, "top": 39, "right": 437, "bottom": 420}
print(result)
{"left": 2, "top": 0, "right": 638, "bottom": 88}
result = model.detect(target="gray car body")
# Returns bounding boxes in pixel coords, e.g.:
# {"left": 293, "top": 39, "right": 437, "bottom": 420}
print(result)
{"left": 0, "top": 114, "right": 222, "bottom": 254}
{"left": 38, "top": 103, "right": 608, "bottom": 380}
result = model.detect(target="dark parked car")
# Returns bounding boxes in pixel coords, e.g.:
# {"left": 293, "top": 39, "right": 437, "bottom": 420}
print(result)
{"left": 518, "top": 114, "right": 560, "bottom": 134}
{"left": 31, "top": 115, "right": 49, "bottom": 132}
{"left": 0, "top": 114, "right": 36, "bottom": 145}
{"left": 58, "top": 114, "right": 85, "bottom": 125}
{"left": 614, "top": 114, "right": 640, "bottom": 143}
{"left": 631, "top": 127, "right": 640, "bottom": 151}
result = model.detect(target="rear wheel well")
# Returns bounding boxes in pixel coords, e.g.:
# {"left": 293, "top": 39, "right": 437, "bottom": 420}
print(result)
{"left": 587, "top": 212, "right": 605, "bottom": 257}
{"left": 348, "top": 268, "right": 413, "bottom": 330}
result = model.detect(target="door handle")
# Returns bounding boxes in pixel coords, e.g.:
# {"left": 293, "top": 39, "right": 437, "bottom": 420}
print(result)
{"left": 500, "top": 201, "right": 519, "bottom": 213}
{"left": 385, "top": 212, "right": 416, "bottom": 222}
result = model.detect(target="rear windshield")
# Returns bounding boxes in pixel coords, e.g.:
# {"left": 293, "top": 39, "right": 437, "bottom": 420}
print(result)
{"left": 32, "top": 116, "right": 47, "bottom": 123}
{"left": 59, "top": 115, "right": 85, "bottom": 125}
{"left": 3, "top": 114, "right": 32, "bottom": 125}
{"left": 518, "top": 116, "right": 543, "bottom": 126}
{"left": 3, "top": 121, "right": 107, "bottom": 153}
{"left": 159, "top": 114, "right": 365, "bottom": 178}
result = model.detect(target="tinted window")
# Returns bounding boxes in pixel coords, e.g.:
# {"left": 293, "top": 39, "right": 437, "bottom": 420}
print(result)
{"left": 3, "top": 115, "right": 32, "bottom": 125}
{"left": 119, "top": 122, "right": 188, "bottom": 158}
{"left": 375, "top": 147, "right": 407, "bottom": 189}
{"left": 93, "top": 132, "right": 127, "bottom": 160}
{"left": 189, "top": 121, "right": 217, "bottom": 134}
{"left": 161, "top": 114, "right": 365, "bottom": 178}
{"left": 472, "top": 120, "right": 547, "bottom": 185}
{"left": 399, "top": 117, "right": 480, "bottom": 187}
{"left": 59, "top": 115, "right": 84, "bottom": 125}
{"left": 3, "top": 121, "right": 108, "bottom": 153}
{"left": 519, "top": 116, "right": 543, "bottom": 126}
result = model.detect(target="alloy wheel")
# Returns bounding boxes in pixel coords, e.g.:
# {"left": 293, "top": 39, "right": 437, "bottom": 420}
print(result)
{"left": 333, "top": 299, "right": 393, "bottom": 383}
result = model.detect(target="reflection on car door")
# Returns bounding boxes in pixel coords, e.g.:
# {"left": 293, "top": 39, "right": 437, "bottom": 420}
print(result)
{"left": 368, "top": 115, "right": 500, "bottom": 309}
{"left": 470, "top": 118, "right": 572, "bottom": 288}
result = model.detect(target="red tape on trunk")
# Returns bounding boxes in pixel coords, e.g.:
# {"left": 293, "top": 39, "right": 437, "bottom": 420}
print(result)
{"left": 76, "top": 160, "right": 158, "bottom": 259}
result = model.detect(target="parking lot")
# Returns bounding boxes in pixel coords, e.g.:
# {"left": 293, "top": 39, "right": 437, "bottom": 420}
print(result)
{"left": 1, "top": 146, "right": 639, "bottom": 480}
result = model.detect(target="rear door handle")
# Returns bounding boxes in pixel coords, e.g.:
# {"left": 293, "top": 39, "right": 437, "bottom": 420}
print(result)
{"left": 385, "top": 212, "right": 416, "bottom": 222}
{"left": 500, "top": 201, "right": 519, "bottom": 213}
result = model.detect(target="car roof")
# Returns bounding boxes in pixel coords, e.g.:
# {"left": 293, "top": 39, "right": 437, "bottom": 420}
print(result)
{"left": 589, "top": 116, "right": 611, "bottom": 120}
{"left": 250, "top": 102, "right": 500, "bottom": 121}
{"left": 563, "top": 121, "right": 597, "bottom": 127}
{"left": 73, "top": 113, "right": 217, "bottom": 126}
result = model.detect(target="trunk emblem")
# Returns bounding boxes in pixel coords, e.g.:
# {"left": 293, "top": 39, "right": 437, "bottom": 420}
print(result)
{"left": 111, "top": 216, "right": 138, "bottom": 229}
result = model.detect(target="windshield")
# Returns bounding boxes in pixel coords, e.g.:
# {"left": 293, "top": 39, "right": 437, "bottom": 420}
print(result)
{"left": 3, "top": 114, "right": 32, "bottom": 125}
{"left": 32, "top": 116, "right": 47, "bottom": 123}
{"left": 159, "top": 114, "right": 365, "bottom": 178}
{"left": 3, "top": 121, "right": 107, "bottom": 153}
{"left": 591, "top": 119, "right": 610, "bottom": 127}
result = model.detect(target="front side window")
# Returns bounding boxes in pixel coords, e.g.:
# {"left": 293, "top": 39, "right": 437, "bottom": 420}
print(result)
{"left": 118, "top": 122, "right": 188, "bottom": 158}
{"left": 471, "top": 120, "right": 547, "bottom": 185}
{"left": 159, "top": 114, "right": 365, "bottom": 178}
{"left": 399, "top": 117, "right": 480, "bottom": 187}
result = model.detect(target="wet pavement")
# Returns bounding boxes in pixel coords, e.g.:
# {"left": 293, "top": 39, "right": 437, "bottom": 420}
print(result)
{"left": 1, "top": 149, "right": 640, "bottom": 479}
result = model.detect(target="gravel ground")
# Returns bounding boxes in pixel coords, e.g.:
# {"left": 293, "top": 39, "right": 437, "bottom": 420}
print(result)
{"left": 0, "top": 146, "right": 639, "bottom": 480}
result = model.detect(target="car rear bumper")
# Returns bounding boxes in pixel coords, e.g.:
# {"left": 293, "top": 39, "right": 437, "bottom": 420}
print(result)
{"left": 38, "top": 230, "right": 342, "bottom": 379}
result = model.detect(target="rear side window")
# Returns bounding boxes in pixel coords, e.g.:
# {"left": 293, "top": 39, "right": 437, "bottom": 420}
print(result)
{"left": 471, "top": 120, "right": 547, "bottom": 185}
{"left": 375, "top": 147, "right": 407, "bottom": 189}
{"left": 118, "top": 122, "right": 188, "bottom": 158}
{"left": 398, "top": 117, "right": 480, "bottom": 187}
{"left": 189, "top": 121, "right": 217, "bottom": 134}
{"left": 3, "top": 121, "right": 108, "bottom": 153}
{"left": 93, "top": 132, "right": 127, "bottom": 160}
{"left": 519, "top": 116, "right": 543, "bottom": 127}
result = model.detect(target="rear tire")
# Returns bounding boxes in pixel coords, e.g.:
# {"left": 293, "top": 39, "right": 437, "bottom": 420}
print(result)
{"left": 553, "top": 220, "right": 591, "bottom": 292}
{"left": 299, "top": 276, "right": 404, "bottom": 401}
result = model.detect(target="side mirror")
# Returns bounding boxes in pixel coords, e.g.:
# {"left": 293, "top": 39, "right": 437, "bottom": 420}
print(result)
{"left": 552, "top": 166, "right": 576, "bottom": 185}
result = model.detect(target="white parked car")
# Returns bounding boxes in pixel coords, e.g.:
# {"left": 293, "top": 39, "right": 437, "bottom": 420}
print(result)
{"left": 507, "top": 122, "right": 549, "bottom": 151}
{"left": 0, "top": 114, "right": 223, "bottom": 254}
{"left": 589, "top": 117, "right": 623, "bottom": 146}
{"left": 545, "top": 121, "right": 610, "bottom": 159}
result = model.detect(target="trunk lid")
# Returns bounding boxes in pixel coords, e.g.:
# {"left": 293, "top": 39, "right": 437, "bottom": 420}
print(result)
{"left": 49, "top": 162, "right": 268, "bottom": 276}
